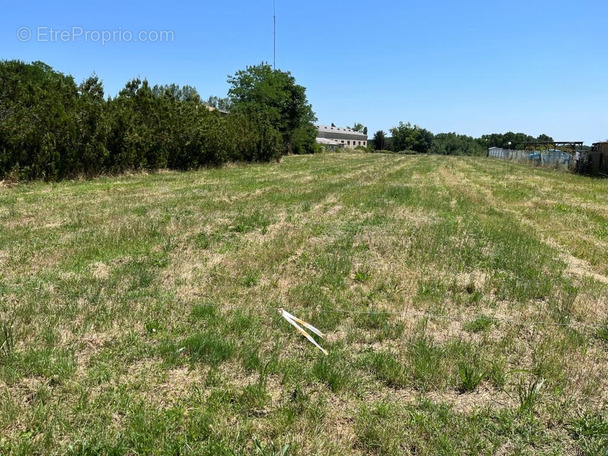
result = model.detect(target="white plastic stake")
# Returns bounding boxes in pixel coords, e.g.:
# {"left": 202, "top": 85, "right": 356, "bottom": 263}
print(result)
{"left": 279, "top": 309, "right": 328, "bottom": 355}
{"left": 281, "top": 309, "right": 325, "bottom": 338}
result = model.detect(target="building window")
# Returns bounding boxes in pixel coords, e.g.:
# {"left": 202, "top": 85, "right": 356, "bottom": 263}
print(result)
{"left": 347, "top": 141, "right": 350, "bottom": 146}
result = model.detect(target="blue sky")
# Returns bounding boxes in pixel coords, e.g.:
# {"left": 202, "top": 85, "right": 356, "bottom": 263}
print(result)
{"left": 2, "top": 0, "right": 607, "bottom": 144}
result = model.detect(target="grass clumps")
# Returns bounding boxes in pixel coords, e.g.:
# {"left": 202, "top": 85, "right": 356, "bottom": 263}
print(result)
{"left": 463, "top": 314, "right": 498, "bottom": 333}
{"left": 355, "top": 400, "right": 497, "bottom": 455}
{"left": 359, "top": 350, "right": 407, "bottom": 389}
{"left": 0, "top": 318, "right": 15, "bottom": 361}
{"left": 568, "top": 412, "right": 608, "bottom": 455}
{"left": 182, "top": 332, "right": 236, "bottom": 366}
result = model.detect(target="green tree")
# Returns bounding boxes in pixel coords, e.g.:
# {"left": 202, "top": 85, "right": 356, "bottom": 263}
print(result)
{"left": 479, "top": 132, "right": 541, "bottom": 150}
{"left": 0, "top": 60, "right": 80, "bottom": 180}
{"left": 348, "top": 123, "right": 368, "bottom": 136}
{"left": 536, "top": 134, "right": 554, "bottom": 143}
{"left": 107, "top": 78, "right": 164, "bottom": 171}
{"left": 75, "top": 74, "right": 109, "bottom": 175}
{"left": 228, "top": 63, "right": 317, "bottom": 157}
{"left": 431, "top": 132, "right": 485, "bottom": 156}
{"left": 390, "top": 122, "right": 433, "bottom": 153}
{"left": 372, "top": 130, "right": 386, "bottom": 150}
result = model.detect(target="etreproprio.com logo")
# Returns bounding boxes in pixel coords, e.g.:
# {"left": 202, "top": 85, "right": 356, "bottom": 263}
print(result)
{"left": 17, "top": 26, "right": 175, "bottom": 45}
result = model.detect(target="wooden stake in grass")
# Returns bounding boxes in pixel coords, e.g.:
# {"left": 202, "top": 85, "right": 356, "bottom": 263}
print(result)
{"left": 279, "top": 309, "right": 328, "bottom": 355}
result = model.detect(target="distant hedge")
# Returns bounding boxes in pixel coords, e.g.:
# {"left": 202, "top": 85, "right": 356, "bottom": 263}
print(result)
{"left": 0, "top": 61, "right": 284, "bottom": 181}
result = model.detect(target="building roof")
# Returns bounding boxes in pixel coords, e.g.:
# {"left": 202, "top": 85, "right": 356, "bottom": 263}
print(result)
{"left": 204, "top": 105, "right": 230, "bottom": 115}
{"left": 317, "top": 125, "right": 367, "bottom": 139}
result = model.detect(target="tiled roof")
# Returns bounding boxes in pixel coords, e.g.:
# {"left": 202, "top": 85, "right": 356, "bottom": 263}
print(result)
{"left": 317, "top": 125, "right": 367, "bottom": 138}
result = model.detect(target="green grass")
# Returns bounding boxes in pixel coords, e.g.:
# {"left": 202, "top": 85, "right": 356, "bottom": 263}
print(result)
{"left": 0, "top": 153, "right": 607, "bottom": 454}
{"left": 464, "top": 314, "right": 498, "bottom": 333}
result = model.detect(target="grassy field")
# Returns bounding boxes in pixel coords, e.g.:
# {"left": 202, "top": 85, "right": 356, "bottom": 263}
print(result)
{"left": 1, "top": 152, "right": 607, "bottom": 455}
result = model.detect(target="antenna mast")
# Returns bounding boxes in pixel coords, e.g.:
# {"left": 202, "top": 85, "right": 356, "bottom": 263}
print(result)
{"left": 273, "top": 0, "right": 276, "bottom": 69}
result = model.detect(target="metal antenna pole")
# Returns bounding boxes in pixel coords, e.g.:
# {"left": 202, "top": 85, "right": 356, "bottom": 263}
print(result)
{"left": 273, "top": 0, "right": 276, "bottom": 69}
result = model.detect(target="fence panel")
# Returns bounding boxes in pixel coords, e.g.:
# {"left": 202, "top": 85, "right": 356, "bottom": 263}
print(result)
{"left": 488, "top": 148, "right": 571, "bottom": 169}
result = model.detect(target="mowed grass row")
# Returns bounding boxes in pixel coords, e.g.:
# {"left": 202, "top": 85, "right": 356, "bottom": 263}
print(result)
{"left": 0, "top": 153, "right": 607, "bottom": 455}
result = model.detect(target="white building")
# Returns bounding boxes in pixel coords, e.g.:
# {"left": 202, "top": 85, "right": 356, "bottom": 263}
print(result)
{"left": 316, "top": 125, "right": 367, "bottom": 150}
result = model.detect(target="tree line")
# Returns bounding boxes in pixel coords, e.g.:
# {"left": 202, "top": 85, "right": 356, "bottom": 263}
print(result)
{"left": 369, "top": 123, "right": 554, "bottom": 156}
{"left": 0, "top": 61, "right": 317, "bottom": 181}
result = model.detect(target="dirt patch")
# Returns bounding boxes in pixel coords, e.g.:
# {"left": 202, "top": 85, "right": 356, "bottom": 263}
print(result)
{"left": 544, "top": 238, "right": 608, "bottom": 285}
{"left": 90, "top": 262, "right": 110, "bottom": 280}
{"left": 146, "top": 365, "right": 207, "bottom": 408}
